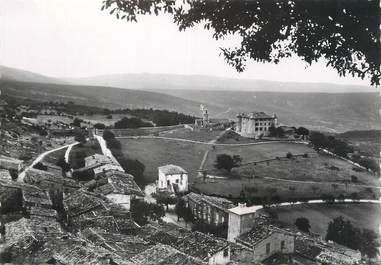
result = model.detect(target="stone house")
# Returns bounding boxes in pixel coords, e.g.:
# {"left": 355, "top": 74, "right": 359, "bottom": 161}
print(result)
{"left": 85, "top": 154, "right": 115, "bottom": 168}
{"left": 158, "top": 164, "right": 188, "bottom": 193}
{"left": 22, "top": 186, "right": 53, "bottom": 210}
{"left": 236, "top": 112, "right": 277, "bottom": 139}
{"left": 183, "top": 192, "right": 235, "bottom": 227}
{"left": 94, "top": 170, "right": 144, "bottom": 210}
{"left": 235, "top": 217, "right": 295, "bottom": 262}
{"left": 227, "top": 204, "right": 294, "bottom": 263}
{"left": 227, "top": 203, "right": 262, "bottom": 242}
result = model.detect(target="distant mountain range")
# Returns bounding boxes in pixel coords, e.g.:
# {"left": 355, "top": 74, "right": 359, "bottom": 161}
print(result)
{"left": 0, "top": 65, "right": 67, "bottom": 85}
{"left": 65, "top": 72, "right": 377, "bottom": 93}
{"left": 0, "top": 65, "right": 379, "bottom": 132}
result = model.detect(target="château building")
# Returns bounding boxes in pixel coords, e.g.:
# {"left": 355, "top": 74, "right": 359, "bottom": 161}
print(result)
{"left": 236, "top": 112, "right": 277, "bottom": 138}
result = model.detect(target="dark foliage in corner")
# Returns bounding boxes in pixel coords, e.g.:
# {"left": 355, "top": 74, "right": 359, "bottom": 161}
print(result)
{"left": 102, "top": 0, "right": 380, "bottom": 86}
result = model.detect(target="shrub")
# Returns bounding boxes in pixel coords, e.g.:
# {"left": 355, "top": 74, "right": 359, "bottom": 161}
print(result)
{"left": 94, "top": 123, "right": 106, "bottom": 129}
{"left": 286, "top": 152, "right": 293, "bottom": 159}
{"left": 103, "top": 130, "right": 115, "bottom": 141}
{"left": 33, "top": 162, "right": 48, "bottom": 171}
{"left": 214, "top": 154, "right": 242, "bottom": 173}
{"left": 295, "top": 217, "right": 311, "bottom": 233}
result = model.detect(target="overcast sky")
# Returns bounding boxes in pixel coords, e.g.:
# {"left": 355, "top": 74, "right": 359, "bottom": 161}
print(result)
{"left": 0, "top": 0, "right": 374, "bottom": 88}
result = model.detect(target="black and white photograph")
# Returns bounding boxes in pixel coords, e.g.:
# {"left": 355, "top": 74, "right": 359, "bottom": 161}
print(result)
{"left": 0, "top": 0, "right": 380, "bottom": 264}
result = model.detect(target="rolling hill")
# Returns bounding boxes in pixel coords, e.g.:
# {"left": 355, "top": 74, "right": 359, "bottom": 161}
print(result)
{"left": 1, "top": 65, "right": 379, "bottom": 132}
{"left": 0, "top": 79, "right": 223, "bottom": 116}
{"left": 155, "top": 89, "right": 381, "bottom": 132}
{"left": 66, "top": 72, "right": 377, "bottom": 93}
{"left": 0, "top": 65, "right": 67, "bottom": 85}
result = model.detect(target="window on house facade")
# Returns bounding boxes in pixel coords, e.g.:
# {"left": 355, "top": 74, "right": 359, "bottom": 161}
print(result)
{"left": 266, "top": 243, "right": 270, "bottom": 255}
{"left": 281, "top": 240, "right": 285, "bottom": 250}
{"left": 176, "top": 179, "right": 179, "bottom": 184}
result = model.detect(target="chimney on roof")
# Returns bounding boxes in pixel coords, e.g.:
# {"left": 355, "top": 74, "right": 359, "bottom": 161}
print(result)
{"left": 238, "top": 203, "right": 246, "bottom": 208}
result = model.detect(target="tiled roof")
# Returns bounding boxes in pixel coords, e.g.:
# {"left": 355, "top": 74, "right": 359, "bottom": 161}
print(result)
{"left": 22, "top": 187, "right": 53, "bottom": 207}
{"left": 175, "top": 231, "right": 229, "bottom": 261}
{"left": 144, "top": 225, "right": 229, "bottom": 261}
{"left": 29, "top": 206, "right": 58, "bottom": 218}
{"left": 81, "top": 228, "right": 150, "bottom": 259}
{"left": 159, "top": 164, "right": 187, "bottom": 175}
{"left": 85, "top": 154, "right": 114, "bottom": 167}
{"left": 184, "top": 192, "right": 235, "bottom": 212}
{"left": 94, "top": 171, "right": 144, "bottom": 197}
{"left": 24, "top": 168, "right": 64, "bottom": 190}
{"left": 129, "top": 243, "right": 205, "bottom": 265}
{"left": 0, "top": 169, "right": 12, "bottom": 180}
{"left": 4, "top": 218, "right": 63, "bottom": 250}
{"left": 237, "top": 218, "right": 291, "bottom": 247}
{"left": 63, "top": 191, "right": 107, "bottom": 217}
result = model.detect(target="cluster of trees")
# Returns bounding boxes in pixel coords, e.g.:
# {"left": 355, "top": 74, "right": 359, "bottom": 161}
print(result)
{"left": 295, "top": 217, "right": 311, "bottom": 233}
{"left": 130, "top": 199, "right": 165, "bottom": 226}
{"left": 214, "top": 154, "right": 242, "bottom": 173}
{"left": 102, "top": 130, "right": 147, "bottom": 187}
{"left": 269, "top": 126, "right": 285, "bottom": 138}
{"left": 310, "top": 132, "right": 354, "bottom": 157}
{"left": 294, "top": 216, "right": 380, "bottom": 258}
{"left": 310, "top": 132, "right": 379, "bottom": 174}
{"left": 351, "top": 154, "right": 379, "bottom": 174}
{"left": 326, "top": 216, "right": 379, "bottom": 258}
{"left": 269, "top": 126, "right": 309, "bottom": 138}
{"left": 114, "top": 117, "right": 153, "bottom": 129}
{"left": 107, "top": 108, "right": 196, "bottom": 126}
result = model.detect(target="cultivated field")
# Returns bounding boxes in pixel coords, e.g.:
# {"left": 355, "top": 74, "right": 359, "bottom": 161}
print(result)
{"left": 268, "top": 203, "right": 381, "bottom": 237}
{"left": 119, "top": 138, "right": 209, "bottom": 182}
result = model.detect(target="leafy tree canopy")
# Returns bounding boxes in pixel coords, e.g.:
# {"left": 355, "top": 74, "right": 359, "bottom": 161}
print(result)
{"left": 102, "top": 0, "right": 380, "bottom": 85}
{"left": 214, "top": 153, "right": 242, "bottom": 172}
{"left": 295, "top": 217, "right": 311, "bottom": 233}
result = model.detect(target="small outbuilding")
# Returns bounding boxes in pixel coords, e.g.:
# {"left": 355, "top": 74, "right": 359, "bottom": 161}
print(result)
{"left": 158, "top": 164, "right": 188, "bottom": 193}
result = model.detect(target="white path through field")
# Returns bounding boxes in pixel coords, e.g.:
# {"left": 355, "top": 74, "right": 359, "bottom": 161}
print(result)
{"left": 18, "top": 141, "right": 78, "bottom": 182}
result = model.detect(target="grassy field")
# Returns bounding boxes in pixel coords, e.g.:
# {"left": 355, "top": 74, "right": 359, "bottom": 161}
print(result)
{"left": 79, "top": 114, "right": 139, "bottom": 127}
{"left": 195, "top": 149, "right": 380, "bottom": 200}
{"left": 119, "top": 136, "right": 380, "bottom": 201}
{"left": 42, "top": 147, "right": 68, "bottom": 165}
{"left": 158, "top": 127, "right": 223, "bottom": 142}
{"left": 267, "top": 203, "right": 381, "bottom": 237}
{"left": 119, "top": 138, "right": 209, "bottom": 182}
{"left": 203, "top": 142, "right": 314, "bottom": 170}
